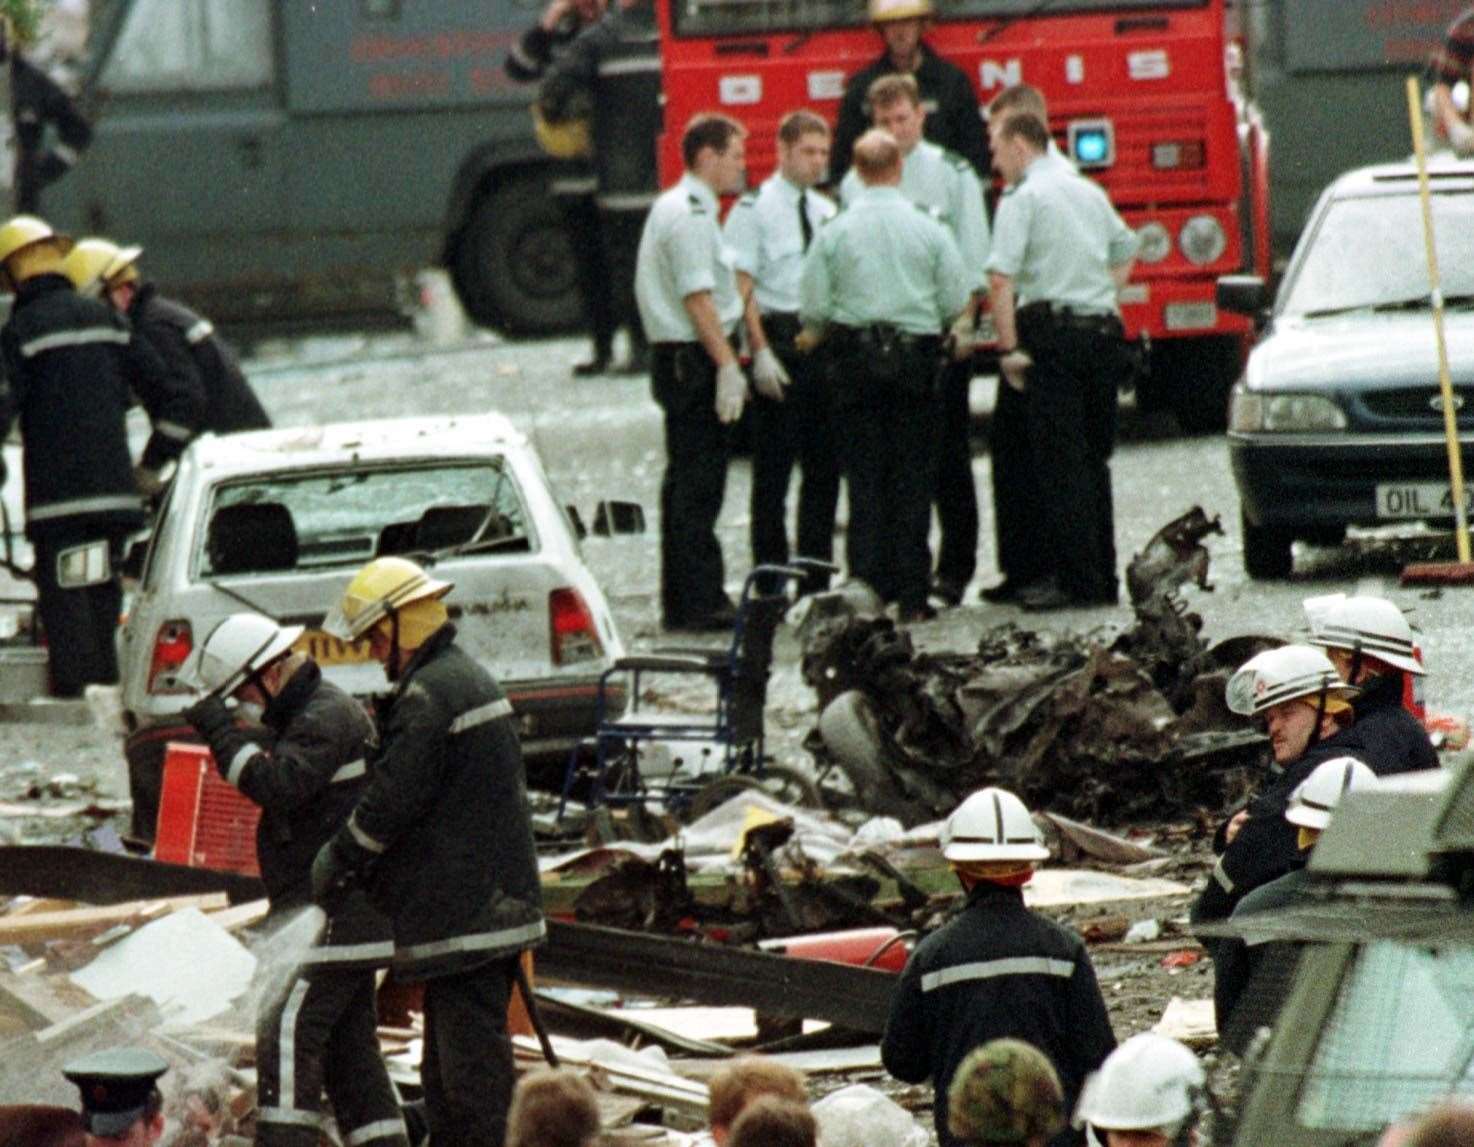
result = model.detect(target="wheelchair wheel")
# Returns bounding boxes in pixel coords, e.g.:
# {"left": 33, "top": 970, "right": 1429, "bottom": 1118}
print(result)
{"left": 688, "top": 765, "right": 822, "bottom": 820}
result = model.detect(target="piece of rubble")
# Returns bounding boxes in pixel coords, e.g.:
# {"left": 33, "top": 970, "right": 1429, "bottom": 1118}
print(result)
{"left": 813, "top": 1083, "right": 929, "bottom": 1147}
{"left": 1041, "top": 812, "right": 1165, "bottom": 864}
{"left": 1025, "top": 870, "right": 1190, "bottom": 908}
{"left": 1153, "top": 996, "right": 1216, "bottom": 1046}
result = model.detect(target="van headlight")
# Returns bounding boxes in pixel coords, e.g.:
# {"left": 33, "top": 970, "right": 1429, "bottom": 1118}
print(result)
{"left": 1231, "top": 389, "right": 1347, "bottom": 432}
{"left": 1135, "top": 221, "right": 1171, "bottom": 264}
{"left": 1179, "top": 215, "right": 1227, "bottom": 266}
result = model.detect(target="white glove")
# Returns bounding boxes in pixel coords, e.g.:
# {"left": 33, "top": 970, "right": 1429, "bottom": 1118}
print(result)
{"left": 999, "top": 349, "right": 1032, "bottom": 393}
{"left": 948, "top": 310, "right": 979, "bottom": 362}
{"left": 715, "top": 361, "right": 748, "bottom": 424}
{"left": 1450, "top": 118, "right": 1474, "bottom": 156}
{"left": 751, "top": 346, "right": 792, "bottom": 401}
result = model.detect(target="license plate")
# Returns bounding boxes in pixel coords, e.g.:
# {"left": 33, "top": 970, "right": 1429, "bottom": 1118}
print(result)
{"left": 1375, "top": 482, "right": 1474, "bottom": 519}
{"left": 1164, "top": 301, "right": 1217, "bottom": 331}
{"left": 294, "top": 629, "right": 373, "bottom": 666}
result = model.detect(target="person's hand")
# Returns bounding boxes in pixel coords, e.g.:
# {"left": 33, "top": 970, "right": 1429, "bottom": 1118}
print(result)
{"left": 999, "top": 349, "right": 1032, "bottom": 392}
{"left": 948, "top": 310, "right": 979, "bottom": 362}
{"left": 311, "top": 838, "right": 355, "bottom": 908}
{"left": 794, "top": 327, "right": 824, "bottom": 354}
{"left": 133, "top": 465, "right": 165, "bottom": 496}
{"left": 715, "top": 361, "right": 748, "bottom": 424}
{"left": 1450, "top": 118, "right": 1474, "bottom": 156}
{"left": 1225, "top": 809, "right": 1250, "bottom": 844}
{"left": 750, "top": 347, "right": 791, "bottom": 401}
{"left": 182, "top": 693, "right": 232, "bottom": 740}
{"left": 540, "top": 0, "right": 573, "bottom": 31}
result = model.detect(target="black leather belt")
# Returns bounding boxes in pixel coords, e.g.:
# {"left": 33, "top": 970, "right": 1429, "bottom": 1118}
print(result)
{"left": 832, "top": 324, "right": 941, "bottom": 353}
{"left": 1018, "top": 303, "right": 1123, "bottom": 337}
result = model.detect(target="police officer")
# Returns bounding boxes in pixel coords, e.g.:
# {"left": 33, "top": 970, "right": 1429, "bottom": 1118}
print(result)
{"left": 181, "top": 614, "right": 406, "bottom": 1147}
{"left": 831, "top": 0, "right": 987, "bottom": 182}
{"left": 63, "top": 1048, "right": 168, "bottom": 1146}
{"left": 986, "top": 113, "right": 1137, "bottom": 611}
{"left": 539, "top": 0, "right": 660, "bottom": 374}
{"left": 724, "top": 109, "right": 839, "bottom": 596}
{"left": 0, "top": 215, "right": 201, "bottom": 697}
{"left": 508, "top": 0, "right": 616, "bottom": 377}
{"left": 1430, "top": 6, "right": 1474, "bottom": 155}
{"left": 881, "top": 787, "right": 1116, "bottom": 1147}
{"left": 840, "top": 74, "right": 990, "bottom": 608}
{"left": 2, "top": 12, "right": 91, "bottom": 215}
{"left": 63, "top": 238, "right": 271, "bottom": 437}
{"left": 313, "top": 557, "right": 544, "bottom": 1147}
{"left": 635, "top": 113, "right": 749, "bottom": 631}
{"left": 1073, "top": 1035, "right": 1206, "bottom": 1147}
{"left": 801, "top": 128, "right": 969, "bottom": 622}
{"left": 948, "top": 1039, "right": 1066, "bottom": 1147}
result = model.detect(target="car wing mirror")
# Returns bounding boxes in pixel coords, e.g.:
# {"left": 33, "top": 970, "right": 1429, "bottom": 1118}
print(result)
{"left": 120, "top": 538, "right": 150, "bottom": 582}
{"left": 592, "top": 500, "right": 646, "bottom": 537}
{"left": 1216, "top": 274, "right": 1270, "bottom": 320}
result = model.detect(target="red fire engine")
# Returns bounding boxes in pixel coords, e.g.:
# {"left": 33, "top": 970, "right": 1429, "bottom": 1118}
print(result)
{"left": 654, "top": 0, "right": 1269, "bottom": 432}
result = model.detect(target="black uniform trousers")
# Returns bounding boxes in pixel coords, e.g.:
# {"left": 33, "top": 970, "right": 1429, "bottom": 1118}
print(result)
{"left": 653, "top": 343, "right": 731, "bottom": 624}
{"left": 832, "top": 329, "right": 941, "bottom": 613}
{"left": 257, "top": 965, "right": 406, "bottom": 1146}
{"left": 599, "top": 207, "right": 650, "bottom": 356}
{"left": 421, "top": 957, "right": 519, "bottom": 1147}
{"left": 32, "top": 525, "right": 127, "bottom": 698}
{"left": 750, "top": 314, "right": 840, "bottom": 595}
{"left": 932, "top": 357, "right": 980, "bottom": 592}
{"left": 1016, "top": 306, "right": 1127, "bottom": 603}
{"left": 989, "top": 372, "right": 1053, "bottom": 588}
{"left": 554, "top": 190, "right": 616, "bottom": 362}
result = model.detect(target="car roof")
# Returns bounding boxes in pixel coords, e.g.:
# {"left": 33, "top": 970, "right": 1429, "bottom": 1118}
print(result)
{"left": 183, "top": 413, "right": 531, "bottom": 478}
{"left": 1328, "top": 156, "right": 1474, "bottom": 199}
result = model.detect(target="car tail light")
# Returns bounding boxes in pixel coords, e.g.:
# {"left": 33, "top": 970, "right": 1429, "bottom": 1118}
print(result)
{"left": 148, "top": 620, "right": 194, "bottom": 694}
{"left": 1151, "top": 140, "right": 1206, "bottom": 170}
{"left": 549, "top": 588, "right": 603, "bottom": 666}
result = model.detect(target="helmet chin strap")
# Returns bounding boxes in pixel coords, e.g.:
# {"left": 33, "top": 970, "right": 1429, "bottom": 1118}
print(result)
{"left": 384, "top": 611, "right": 403, "bottom": 682}
{"left": 1347, "top": 640, "right": 1364, "bottom": 688}
{"left": 1308, "top": 688, "right": 1328, "bottom": 750}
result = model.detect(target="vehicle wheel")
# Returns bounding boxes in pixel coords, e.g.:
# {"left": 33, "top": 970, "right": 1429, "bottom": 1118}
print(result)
{"left": 1242, "top": 511, "right": 1294, "bottom": 579}
{"left": 1153, "top": 335, "right": 1243, "bottom": 435}
{"left": 450, "top": 173, "right": 582, "bottom": 335}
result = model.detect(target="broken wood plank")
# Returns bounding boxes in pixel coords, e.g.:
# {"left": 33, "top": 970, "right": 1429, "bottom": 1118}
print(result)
{"left": 205, "top": 898, "right": 270, "bottom": 933}
{"left": 0, "top": 893, "right": 228, "bottom": 944}
{"left": 0, "top": 971, "right": 90, "bottom": 1030}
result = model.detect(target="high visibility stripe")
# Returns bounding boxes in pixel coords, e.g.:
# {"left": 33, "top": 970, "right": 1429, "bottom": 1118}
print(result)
{"left": 330, "top": 759, "right": 367, "bottom": 784}
{"left": 596, "top": 191, "right": 659, "bottom": 210}
{"left": 347, "top": 813, "right": 387, "bottom": 855}
{"left": 185, "top": 319, "right": 214, "bottom": 344}
{"left": 53, "top": 143, "right": 79, "bottom": 166}
{"left": 597, "top": 56, "right": 661, "bottom": 75}
{"left": 28, "top": 493, "right": 143, "bottom": 522}
{"left": 448, "top": 698, "right": 513, "bottom": 734}
{"left": 226, "top": 744, "right": 256, "bottom": 788}
{"left": 1316, "top": 625, "right": 1414, "bottom": 658}
{"left": 19, "top": 326, "right": 130, "bottom": 357}
{"left": 259, "top": 1107, "right": 322, "bottom": 1128}
{"left": 277, "top": 978, "right": 312, "bottom": 1113}
{"left": 508, "top": 41, "right": 539, "bottom": 71}
{"left": 920, "top": 956, "right": 1074, "bottom": 993}
{"left": 345, "top": 1118, "right": 410, "bottom": 1145}
{"left": 155, "top": 419, "right": 194, "bottom": 442}
{"left": 551, "top": 176, "right": 599, "bottom": 195}
{"left": 1213, "top": 857, "right": 1235, "bottom": 893}
{"left": 300, "top": 939, "right": 395, "bottom": 964}
{"left": 394, "top": 918, "right": 546, "bottom": 964}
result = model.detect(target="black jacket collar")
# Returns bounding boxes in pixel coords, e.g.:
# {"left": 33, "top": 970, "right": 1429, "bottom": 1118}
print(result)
{"left": 1352, "top": 671, "right": 1404, "bottom": 716}
{"left": 265, "top": 659, "right": 321, "bottom": 731}
{"left": 393, "top": 623, "right": 458, "bottom": 697}
{"left": 13, "top": 272, "right": 74, "bottom": 307}
{"left": 964, "top": 880, "right": 1028, "bottom": 909}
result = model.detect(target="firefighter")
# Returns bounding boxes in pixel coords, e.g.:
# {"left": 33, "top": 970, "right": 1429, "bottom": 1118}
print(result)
{"left": 539, "top": 0, "right": 659, "bottom": 375}
{"left": 634, "top": 113, "right": 749, "bottom": 631}
{"left": 0, "top": 215, "right": 201, "bottom": 697}
{"left": 839, "top": 73, "right": 990, "bottom": 608}
{"left": 1073, "top": 1035, "right": 1206, "bottom": 1147}
{"left": 880, "top": 786, "right": 1116, "bottom": 1147}
{"left": 723, "top": 109, "right": 840, "bottom": 596}
{"left": 62, "top": 1048, "right": 168, "bottom": 1146}
{"left": 1303, "top": 594, "right": 1438, "bottom": 775}
{"left": 312, "top": 557, "right": 544, "bottom": 1147}
{"left": 180, "top": 614, "right": 406, "bottom": 1147}
{"left": 986, "top": 113, "right": 1137, "bottom": 611}
{"left": 800, "top": 128, "right": 970, "bottom": 622}
{"left": 506, "top": 0, "right": 618, "bottom": 377}
{"left": 1429, "top": 7, "right": 1474, "bottom": 156}
{"left": 948, "top": 1039, "right": 1066, "bottom": 1147}
{"left": 831, "top": 0, "right": 987, "bottom": 182}
{"left": 62, "top": 238, "right": 271, "bottom": 436}
{"left": 0, "top": 4, "right": 91, "bottom": 214}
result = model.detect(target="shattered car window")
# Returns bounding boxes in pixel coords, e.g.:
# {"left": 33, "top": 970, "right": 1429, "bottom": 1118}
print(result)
{"left": 1297, "top": 941, "right": 1474, "bottom": 1131}
{"left": 1281, "top": 192, "right": 1474, "bottom": 317}
{"left": 199, "top": 461, "right": 532, "bottom": 577}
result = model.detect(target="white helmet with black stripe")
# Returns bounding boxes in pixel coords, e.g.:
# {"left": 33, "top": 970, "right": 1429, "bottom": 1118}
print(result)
{"left": 1225, "top": 644, "right": 1356, "bottom": 717}
{"left": 1285, "top": 756, "right": 1378, "bottom": 831}
{"left": 942, "top": 787, "right": 1050, "bottom": 862}
{"left": 1303, "top": 593, "right": 1424, "bottom": 676}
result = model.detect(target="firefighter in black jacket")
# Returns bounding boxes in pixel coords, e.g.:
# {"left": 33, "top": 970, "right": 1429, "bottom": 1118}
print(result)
{"left": 882, "top": 787, "right": 1116, "bottom": 1147}
{"left": 181, "top": 613, "right": 406, "bottom": 1147}
{"left": 8, "top": 44, "right": 92, "bottom": 213}
{"left": 62, "top": 237, "right": 271, "bottom": 436}
{"left": 313, "top": 557, "right": 545, "bottom": 1147}
{"left": 0, "top": 215, "right": 201, "bottom": 697}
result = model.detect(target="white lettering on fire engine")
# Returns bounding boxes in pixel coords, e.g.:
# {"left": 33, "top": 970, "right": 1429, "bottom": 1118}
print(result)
{"left": 1066, "top": 55, "right": 1085, "bottom": 84}
{"left": 978, "top": 59, "right": 1021, "bottom": 91}
{"left": 719, "top": 75, "right": 762, "bottom": 105}
{"left": 807, "top": 70, "right": 846, "bottom": 101}
{"left": 1127, "top": 50, "right": 1170, "bottom": 80}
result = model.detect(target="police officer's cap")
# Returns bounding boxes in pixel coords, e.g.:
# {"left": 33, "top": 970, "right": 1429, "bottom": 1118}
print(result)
{"left": 63, "top": 1047, "right": 168, "bottom": 1137}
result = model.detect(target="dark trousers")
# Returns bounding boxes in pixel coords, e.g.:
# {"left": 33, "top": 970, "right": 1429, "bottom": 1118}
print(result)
{"left": 1017, "top": 309, "right": 1125, "bottom": 602}
{"left": 32, "top": 526, "right": 125, "bottom": 698}
{"left": 421, "top": 958, "right": 519, "bottom": 1147}
{"left": 989, "top": 375, "right": 1052, "bottom": 586}
{"left": 834, "top": 333, "right": 941, "bottom": 612}
{"left": 750, "top": 316, "right": 840, "bottom": 594}
{"left": 932, "top": 358, "right": 979, "bottom": 590}
{"left": 257, "top": 968, "right": 407, "bottom": 1146}
{"left": 599, "top": 207, "right": 650, "bottom": 355}
{"left": 653, "top": 344, "right": 731, "bottom": 623}
{"left": 555, "top": 191, "right": 616, "bottom": 361}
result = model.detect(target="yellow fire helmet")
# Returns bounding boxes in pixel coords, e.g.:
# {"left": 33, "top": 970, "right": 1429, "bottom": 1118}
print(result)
{"left": 532, "top": 103, "right": 593, "bottom": 160}
{"left": 0, "top": 214, "right": 70, "bottom": 265}
{"left": 868, "top": 0, "right": 935, "bottom": 24}
{"left": 323, "top": 556, "right": 452, "bottom": 643}
{"left": 61, "top": 238, "right": 143, "bottom": 297}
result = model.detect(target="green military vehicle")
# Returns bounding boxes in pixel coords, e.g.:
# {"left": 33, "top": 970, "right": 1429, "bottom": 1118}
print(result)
{"left": 44, "top": 0, "right": 583, "bottom": 333}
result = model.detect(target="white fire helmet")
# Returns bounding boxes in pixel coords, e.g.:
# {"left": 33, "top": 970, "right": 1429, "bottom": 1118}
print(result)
{"left": 942, "top": 787, "right": 1050, "bottom": 863}
{"left": 1225, "top": 645, "right": 1354, "bottom": 717}
{"left": 1074, "top": 1034, "right": 1206, "bottom": 1139}
{"left": 1303, "top": 593, "right": 1424, "bottom": 676}
{"left": 1285, "top": 756, "right": 1378, "bottom": 831}
{"left": 185, "top": 613, "right": 303, "bottom": 697}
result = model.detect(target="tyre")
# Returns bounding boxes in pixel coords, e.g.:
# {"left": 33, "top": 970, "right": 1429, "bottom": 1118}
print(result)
{"left": 1242, "top": 511, "right": 1294, "bottom": 579}
{"left": 450, "top": 173, "right": 582, "bottom": 335}
{"left": 1151, "top": 334, "right": 1243, "bottom": 435}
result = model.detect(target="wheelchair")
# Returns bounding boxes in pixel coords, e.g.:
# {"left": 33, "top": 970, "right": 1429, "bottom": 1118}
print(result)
{"left": 557, "top": 561, "right": 833, "bottom": 827}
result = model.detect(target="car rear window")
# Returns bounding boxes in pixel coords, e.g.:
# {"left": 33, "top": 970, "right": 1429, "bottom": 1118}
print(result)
{"left": 199, "top": 460, "right": 533, "bottom": 577}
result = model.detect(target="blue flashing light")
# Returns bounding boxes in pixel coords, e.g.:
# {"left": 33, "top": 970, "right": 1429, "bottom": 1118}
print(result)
{"left": 1074, "top": 128, "right": 1110, "bottom": 166}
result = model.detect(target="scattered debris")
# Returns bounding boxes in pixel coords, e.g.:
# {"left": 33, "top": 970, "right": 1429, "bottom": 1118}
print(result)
{"left": 1153, "top": 996, "right": 1216, "bottom": 1047}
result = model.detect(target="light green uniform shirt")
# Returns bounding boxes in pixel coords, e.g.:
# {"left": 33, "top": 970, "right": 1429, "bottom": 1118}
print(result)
{"left": 635, "top": 172, "right": 744, "bottom": 342}
{"left": 841, "top": 140, "right": 990, "bottom": 290}
{"left": 800, "top": 185, "right": 971, "bottom": 335}
{"left": 985, "top": 154, "right": 1138, "bottom": 315}
{"left": 723, "top": 173, "right": 837, "bottom": 315}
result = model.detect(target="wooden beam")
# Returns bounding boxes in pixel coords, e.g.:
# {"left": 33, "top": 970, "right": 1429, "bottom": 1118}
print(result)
{"left": 0, "top": 894, "right": 229, "bottom": 944}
